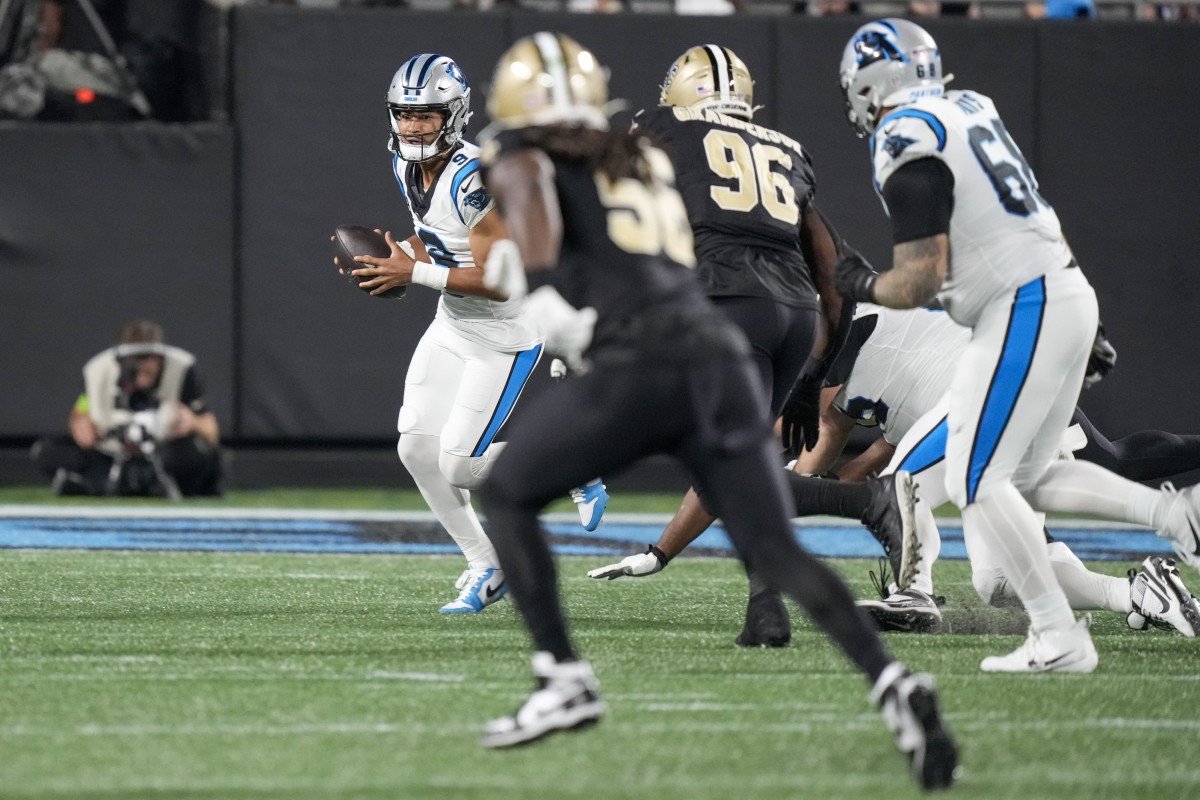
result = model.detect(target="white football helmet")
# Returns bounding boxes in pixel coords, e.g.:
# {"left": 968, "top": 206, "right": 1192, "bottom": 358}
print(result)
{"left": 386, "top": 53, "right": 472, "bottom": 162}
{"left": 839, "top": 19, "right": 950, "bottom": 137}
{"left": 486, "top": 32, "right": 610, "bottom": 132}
{"left": 659, "top": 44, "right": 754, "bottom": 120}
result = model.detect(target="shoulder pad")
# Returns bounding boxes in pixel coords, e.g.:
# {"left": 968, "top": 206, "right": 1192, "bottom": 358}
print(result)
{"left": 872, "top": 106, "right": 948, "bottom": 189}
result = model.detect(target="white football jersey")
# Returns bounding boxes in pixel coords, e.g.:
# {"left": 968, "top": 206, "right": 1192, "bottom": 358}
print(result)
{"left": 832, "top": 304, "right": 968, "bottom": 444}
{"left": 393, "top": 140, "right": 537, "bottom": 350}
{"left": 871, "top": 91, "right": 1074, "bottom": 327}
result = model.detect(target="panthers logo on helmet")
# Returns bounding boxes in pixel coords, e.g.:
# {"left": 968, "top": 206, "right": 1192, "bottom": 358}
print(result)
{"left": 444, "top": 61, "right": 468, "bottom": 92}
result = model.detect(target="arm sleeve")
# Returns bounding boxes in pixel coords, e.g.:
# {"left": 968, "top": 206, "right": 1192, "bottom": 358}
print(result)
{"left": 881, "top": 157, "right": 955, "bottom": 244}
{"left": 180, "top": 366, "right": 209, "bottom": 414}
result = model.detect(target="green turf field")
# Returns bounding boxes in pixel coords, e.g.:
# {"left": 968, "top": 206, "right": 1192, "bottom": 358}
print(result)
{"left": 1, "top": 547, "right": 1197, "bottom": 799}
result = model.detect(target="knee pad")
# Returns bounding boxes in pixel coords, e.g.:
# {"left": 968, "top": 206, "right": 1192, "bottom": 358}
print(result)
{"left": 440, "top": 450, "right": 484, "bottom": 491}
{"left": 971, "top": 564, "right": 1009, "bottom": 607}
{"left": 396, "top": 434, "right": 439, "bottom": 475}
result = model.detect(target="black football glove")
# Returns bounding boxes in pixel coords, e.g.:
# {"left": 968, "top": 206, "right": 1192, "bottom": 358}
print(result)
{"left": 780, "top": 379, "right": 822, "bottom": 460}
{"left": 1084, "top": 323, "right": 1117, "bottom": 389}
{"left": 834, "top": 250, "right": 879, "bottom": 304}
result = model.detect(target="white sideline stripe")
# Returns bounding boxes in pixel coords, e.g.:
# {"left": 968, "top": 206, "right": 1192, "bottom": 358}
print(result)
{"left": 0, "top": 504, "right": 1145, "bottom": 530}
{"left": 2, "top": 716, "right": 1196, "bottom": 739}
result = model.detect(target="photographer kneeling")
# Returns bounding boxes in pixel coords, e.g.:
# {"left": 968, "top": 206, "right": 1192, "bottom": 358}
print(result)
{"left": 31, "top": 320, "right": 223, "bottom": 497}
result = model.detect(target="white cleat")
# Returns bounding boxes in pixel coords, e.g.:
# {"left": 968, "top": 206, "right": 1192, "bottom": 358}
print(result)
{"left": 1157, "top": 482, "right": 1200, "bottom": 573}
{"left": 439, "top": 567, "right": 507, "bottom": 614}
{"left": 980, "top": 616, "right": 1098, "bottom": 674}
{"left": 569, "top": 478, "right": 609, "bottom": 532}
{"left": 1127, "top": 557, "right": 1200, "bottom": 637}
{"left": 481, "top": 652, "right": 606, "bottom": 748}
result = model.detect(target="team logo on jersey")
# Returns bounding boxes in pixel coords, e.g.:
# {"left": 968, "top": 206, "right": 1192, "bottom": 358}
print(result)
{"left": 882, "top": 134, "right": 918, "bottom": 159}
{"left": 463, "top": 187, "right": 491, "bottom": 211}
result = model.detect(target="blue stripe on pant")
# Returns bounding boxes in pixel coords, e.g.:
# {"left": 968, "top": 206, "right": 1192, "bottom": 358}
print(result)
{"left": 898, "top": 416, "right": 948, "bottom": 476}
{"left": 966, "top": 278, "right": 1046, "bottom": 503}
{"left": 471, "top": 343, "right": 544, "bottom": 458}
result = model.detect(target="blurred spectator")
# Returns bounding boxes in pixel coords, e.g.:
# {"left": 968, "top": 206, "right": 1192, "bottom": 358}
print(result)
{"left": 675, "top": 0, "right": 742, "bottom": 12}
{"left": 798, "top": 0, "right": 859, "bottom": 15}
{"left": 1026, "top": 0, "right": 1097, "bottom": 17}
{"left": 30, "top": 320, "right": 224, "bottom": 498}
{"left": 907, "top": 0, "right": 941, "bottom": 14}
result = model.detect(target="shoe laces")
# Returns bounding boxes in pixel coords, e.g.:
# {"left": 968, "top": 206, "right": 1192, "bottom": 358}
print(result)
{"left": 868, "top": 557, "right": 894, "bottom": 600}
{"left": 569, "top": 486, "right": 585, "bottom": 503}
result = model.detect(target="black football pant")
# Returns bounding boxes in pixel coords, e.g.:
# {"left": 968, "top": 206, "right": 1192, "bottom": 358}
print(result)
{"left": 1072, "top": 407, "right": 1200, "bottom": 484}
{"left": 479, "top": 355, "right": 893, "bottom": 684}
{"left": 32, "top": 434, "right": 222, "bottom": 496}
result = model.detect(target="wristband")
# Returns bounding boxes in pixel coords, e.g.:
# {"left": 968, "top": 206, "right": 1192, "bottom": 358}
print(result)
{"left": 647, "top": 544, "right": 670, "bottom": 567}
{"left": 411, "top": 261, "right": 449, "bottom": 291}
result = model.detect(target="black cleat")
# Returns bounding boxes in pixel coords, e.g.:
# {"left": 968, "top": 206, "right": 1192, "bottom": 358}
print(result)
{"left": 858, "top": 588, "right": 943, "bottom": 633}
{"left": 871, "top": 663, "right": 960, "bottom": 791}
{"left": 735, "top": 588, "right": 791, "bottom": 648}
{"left": 862, "top": 472, "right": 920, "bottom": 591}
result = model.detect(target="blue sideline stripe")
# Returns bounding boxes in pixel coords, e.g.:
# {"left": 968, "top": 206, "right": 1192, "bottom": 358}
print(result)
{"left": 0, "top": 516, "right": 1170, "bottom": 561}
{"left": 471, "top": 344, "right": 543, "bottom": 457}
{"left": 967, "top": 278, "right": 1045, "bottom": 503}
{"left": 897, "top": 415, "right": 948, "bottom": 476}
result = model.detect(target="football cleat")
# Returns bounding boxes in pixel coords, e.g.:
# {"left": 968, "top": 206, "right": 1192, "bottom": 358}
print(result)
{"left": 1157, "top": 482, "right": 1200, "bottom": 573}
{"left": 861, "top": 472, "right": 920, "bottom": 591}
{"left": 481, "top": 652, "right": 606, "bottom": 748}
{"left": 980, "top": 615, "right": 1098, "bottom": 673}
{"left": 870, "top": 662, "right": 959, "bottom": 791}
{"left": 439, "top": 567, "right": 507, "bottom": 614}
{"left": 735, "top": 586, "right": 791, "bottom": 648}
{"left": 570, "top": 478, "right": 609, "bottom": 532}
{"left": 1127, "top": 557, "right": 1200, "bottom": 637}
{"left": 858, "top": 587, "right": 943, "bottom": 634}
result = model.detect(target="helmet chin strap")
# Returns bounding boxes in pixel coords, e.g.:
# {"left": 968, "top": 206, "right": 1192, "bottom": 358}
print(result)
{"left": 396, "top": 129, "right": 449, "bottom": 163}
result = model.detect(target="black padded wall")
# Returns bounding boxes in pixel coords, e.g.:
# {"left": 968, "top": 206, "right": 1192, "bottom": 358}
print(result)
{"left": 3, "top": 9, "right": 1198, "bottom": 448}
{"left": 0, "top": 123, "right": 235, "bottom": 438}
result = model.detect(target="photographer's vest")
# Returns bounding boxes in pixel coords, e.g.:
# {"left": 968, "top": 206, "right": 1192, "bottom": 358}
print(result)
{"left": 83, "top": 345, "right": 194, "bottom": 456}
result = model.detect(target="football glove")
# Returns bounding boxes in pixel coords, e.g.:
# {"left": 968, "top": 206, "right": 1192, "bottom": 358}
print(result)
{"left": 780, "top": 379, "right": 822, "bottom": 459}
{"left": 834, "top": 249, "right": 879, "bottom": 303}
{"left": 524, "top": 286, "right": 597, "bottom": 372}
{"left": 1084, "top": 323, "right": 1117, "bottom": 389}
{"left": 586, "top": 545, "right": 669, "bottom": 580}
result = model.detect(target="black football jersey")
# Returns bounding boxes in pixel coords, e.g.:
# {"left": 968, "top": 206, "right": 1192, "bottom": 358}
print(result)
{"left": 482, "top": 128, "right": 747, "bottom": 363}
{"left": 636, "top": 106, "right": 819, "bottom": 309}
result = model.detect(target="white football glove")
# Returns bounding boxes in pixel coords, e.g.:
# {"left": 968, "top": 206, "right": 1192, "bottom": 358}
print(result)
{"left": 481, "top": 239, "right": 528, "bottom": 300}
{"left": 549, "top": 358, "right": 568, "bottom": 380}
{"left": 587, "top": 545, "right": 668, "bottom": 580}
{"left": 524, "top": 285, "right": 596, "bottom": 372}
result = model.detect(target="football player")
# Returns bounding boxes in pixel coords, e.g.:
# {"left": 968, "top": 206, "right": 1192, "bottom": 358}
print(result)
{"left": 795, "top": 303, "right": 1200, "bottom": 637}
{"left": 830, "top": 19, "right": 1197, "bottom": 671}
{"left": 343, "top": 53, "right": 606, "bottom": 614}
{"left": 625, "top": 45, "right": 918, "bottom": 646}
{"left": 472, "top": 33, "right": 958, "bottom": 790}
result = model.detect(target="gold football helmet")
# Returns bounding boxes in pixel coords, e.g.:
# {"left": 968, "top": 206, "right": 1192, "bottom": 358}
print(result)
{"left": 659, "top": 44, "right": 754, "bottom": 120}
{"left": 486, "top": 32, "right": 609, "bottom": 131}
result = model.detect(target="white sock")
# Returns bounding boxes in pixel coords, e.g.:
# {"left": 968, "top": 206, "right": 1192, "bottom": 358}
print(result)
{"left": 1027, "top": 460, "right": 1162, "bottom": 528}
{"left": 398, "top": 434, "right": 498, "bottom": 567}
{"left": 909, "top": 502, "right": 939, "bottom": 596}
{"left": 963, "top": 485, "right": 1075, "bottom": 633}
{"left": 1045, "top": 541, "right": 1131, "bottom": 613}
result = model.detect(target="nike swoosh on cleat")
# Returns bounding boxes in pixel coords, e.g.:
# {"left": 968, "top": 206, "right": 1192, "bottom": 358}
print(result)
{"left": 1029, "top": 653, "right": 1070, "bottom": 670}
{"left": 486, "top": 584, "right": 502, "bottom": 598}
{"left": 1145, "top": 581, "right": 1172, "bottom": 615}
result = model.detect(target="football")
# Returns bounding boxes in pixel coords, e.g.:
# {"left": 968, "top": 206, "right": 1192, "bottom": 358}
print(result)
{"left": 333, "top": 224, "right": 407, "bottom": 299}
